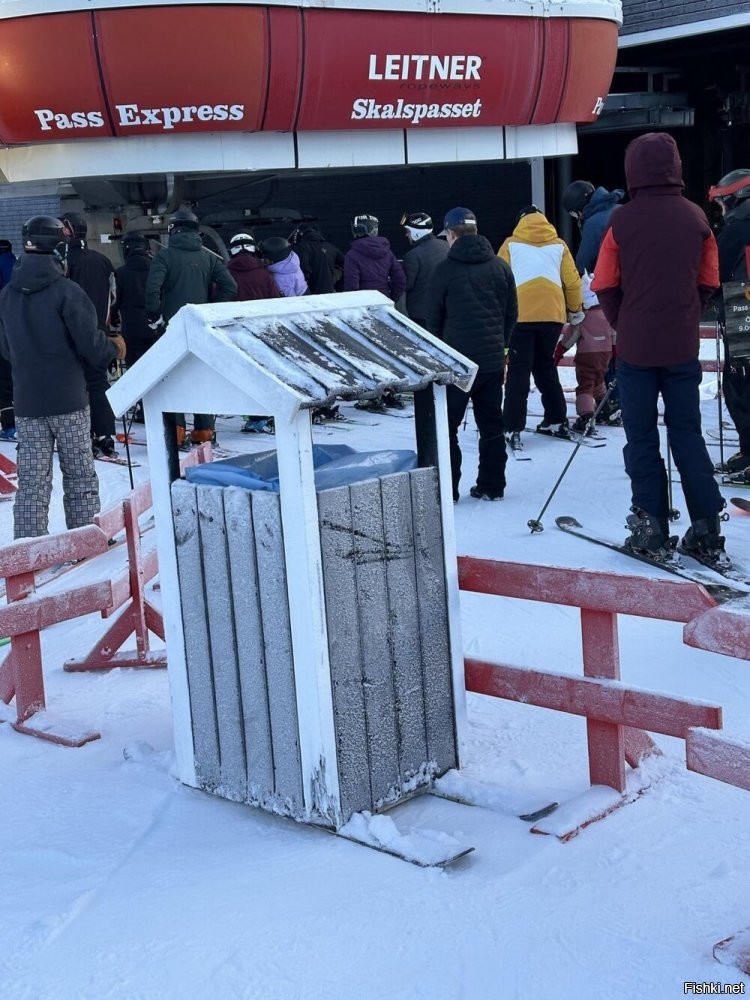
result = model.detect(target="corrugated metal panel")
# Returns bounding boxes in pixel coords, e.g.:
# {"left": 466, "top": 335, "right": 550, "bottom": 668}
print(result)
{"left": 620, "top": 0, "right": 748, "bottom": 35}
{"left": 211, "top": 302, "right": 477, "bottom": 408}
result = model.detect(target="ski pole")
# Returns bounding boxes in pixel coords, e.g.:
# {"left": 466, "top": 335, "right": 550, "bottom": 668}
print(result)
{"left": 527, "top": 382, "right": 615, "bottom": 533}
{"left": 715, "top": 314, "right": 725, "bottom": 472}
{"left": 665, "top": 433, "right": 680, "bottom": 523}
{"left": 121, "top": 415, "right": 135, "bottom": 491}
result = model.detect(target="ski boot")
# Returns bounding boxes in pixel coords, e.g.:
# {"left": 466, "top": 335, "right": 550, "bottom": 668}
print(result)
{"left": 721, "top": 450, "right": 750, "bottom": 474}
{"left": 506, "top": 430, "right": 523, "bottom": 452}
{"left": 680, "top": 514, "right": 731, "bottom": 568}
{"left": 382, "top": 389, "right": 406, "bottom": 410}
{"left": 596, "top": 397, "right": 622, "bottom": 426}
{"left": 312, "top": 405, "right": 341, "bottom": 424}
{"left": 624, "top": 508, "right": 676, "bottom": 562}
{"left": 470, "top": 485, "right": 504, "bottom": 501}
{"left": 242, "top": 417, "right": 274, "bottom": 433}
{"left": 92, "top": 435, "right": 118, "bottom": 459}
{"left": 536, "top": 418, "right": 572, "bottom": 440}
{"left": 0, "top": 426, "right": 17, "bottom": 442}
{"left": 571, "top": 414, "right": 599, "bottom": 438}
{"left": 355, "top": 397, "right": 387, "bottom": 413}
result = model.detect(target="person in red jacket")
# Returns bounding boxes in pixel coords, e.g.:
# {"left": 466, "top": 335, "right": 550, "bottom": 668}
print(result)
{"left": 592, "top": 132, "right": 727, "bottom": 565}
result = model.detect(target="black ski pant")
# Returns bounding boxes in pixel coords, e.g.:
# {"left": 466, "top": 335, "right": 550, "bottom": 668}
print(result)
{"left": 503, "top": 322, "right": 567, "bottom": 432}
{"left": 617, "top": 357, "right": 722, "bottom": 530}
{"left": 722, "top": 358, "right": 750, "bottom": 456}
{"left": 447, "top": 368, "right": 507, "bottom": 500}
{"left": 82, "top": 359, "right": 116, "bottom": 439}
{"left": 0, "top": 354, "right": 13, "bottom": 430}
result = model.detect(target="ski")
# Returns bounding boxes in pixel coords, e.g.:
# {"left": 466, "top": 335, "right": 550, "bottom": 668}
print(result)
{"left": 508, "top": 447, "right": 532, "bottom": 461}
{"left": 731, "top": 497, "right": 750, "bottom": 513}
{"left": 116, "top": 433, "right": 147, "bottom": 447}
{"left": 316, "top": 416, "right": 380, "bottom": 427}
{"left": 95, "top": 454, "right": 140, "bottom": 468}
{"left": 537, "top": 430, "right": 606, "bottom": 449}
{"left": 555, "top": 515, "right": 749, "bottom": 604}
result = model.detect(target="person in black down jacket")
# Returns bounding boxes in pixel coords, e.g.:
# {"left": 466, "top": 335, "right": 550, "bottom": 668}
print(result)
{"left": 61, "top": 210, "right": 120, "bottom": 459}
{"left": 0, "top": 216, "right": 126, "bottom": 538}
{"left": 427, "top": 207, "right": 518, "bottom": 502}
{"left": 290, "top": 223, "right": 344, "bottom": 295}
{"left": 592, "top": 132, "right": 726, "bottom": 564}
{"left": 400, "top": 211, "right": 448, "bottom": 329}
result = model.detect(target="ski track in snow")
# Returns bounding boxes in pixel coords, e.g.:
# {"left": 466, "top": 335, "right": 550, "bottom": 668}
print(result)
{"left": 0, "top": 380, "right": 749, "bottom": 999}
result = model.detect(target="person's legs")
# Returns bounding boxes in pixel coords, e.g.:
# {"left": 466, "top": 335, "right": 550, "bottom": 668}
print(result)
{"left": 502, "top": 326, "right": 534, "bottom": 433}
{"left": 617, "top": 359, "right": 667, "bottom": 534}
{"left": 82, "top": 360, "right": 116, "bottom": 440}
{"left": 722, "top": 358, "right": 750, "bottom": 463}
{"left": 13, "top": 415, "right": 55, "bottom": 538}
{"left": 0, "top": 355, "right": 14, "bottom": 435}
{"left": 53, "top": 406, "right": 101, "bottom": 530}
{"left": 531, "top": 324, "right": 567, "bottom": 425}
{"left": 471, "top": 370, "right": 507, "bottom": 498}
{"left": 191, "top": 414, "right": 216, "bottom": 444}
{"left": 662, "top": 359, "right": 723, "bottom": 523}
{"left": 446, "top": 384, "right": 470, "bottom": 501}
{"left": 574, "top": 352, "right": 599, "bottom": 416}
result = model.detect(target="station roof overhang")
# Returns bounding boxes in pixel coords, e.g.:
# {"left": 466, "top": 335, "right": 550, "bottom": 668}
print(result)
{"left": 0, "top": 0, "right": 622, "bottom": 183}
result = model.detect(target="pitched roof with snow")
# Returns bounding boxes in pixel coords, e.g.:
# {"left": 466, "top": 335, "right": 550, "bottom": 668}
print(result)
{"left": 107, "top": 291, "right": 477, "bottom": 418}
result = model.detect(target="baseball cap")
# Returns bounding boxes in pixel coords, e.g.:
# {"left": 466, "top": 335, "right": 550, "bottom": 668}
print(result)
{"left": 439, "top": 207, "right": 477, "bottom": 236}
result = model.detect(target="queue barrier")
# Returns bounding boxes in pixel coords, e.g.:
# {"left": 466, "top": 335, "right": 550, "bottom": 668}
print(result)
{"left": 0, "top": 442, "right": 212, "bottom": 746}
{"left": 458, "top": 555, "right": 750, "bottom": 974}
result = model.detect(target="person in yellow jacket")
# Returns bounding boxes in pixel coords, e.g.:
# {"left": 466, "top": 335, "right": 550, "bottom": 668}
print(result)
{"left": 498, "top": 205, "right": 582, "bottom": 452}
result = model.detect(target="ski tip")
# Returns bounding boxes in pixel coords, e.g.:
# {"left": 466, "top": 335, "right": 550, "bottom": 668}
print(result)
{"left": 519, "top": 802, "right": 559, "bottom": 823}
{"left": 555, "top": 516, "right": 582, "bottom": 529}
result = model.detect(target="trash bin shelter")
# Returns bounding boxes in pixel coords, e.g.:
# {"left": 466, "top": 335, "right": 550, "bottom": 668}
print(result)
{"left": 107, "top": 290, "right": 478, "bottom": 829}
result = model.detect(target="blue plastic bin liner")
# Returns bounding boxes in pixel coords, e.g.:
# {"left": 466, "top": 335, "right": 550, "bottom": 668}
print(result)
{"left": 185, "top": 444, "right": 417, "bottom": 492}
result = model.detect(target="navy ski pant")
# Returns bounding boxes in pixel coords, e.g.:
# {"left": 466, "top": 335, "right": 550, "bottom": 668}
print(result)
{"left": 617, "top": 357, "right": 723, "bottom": 526}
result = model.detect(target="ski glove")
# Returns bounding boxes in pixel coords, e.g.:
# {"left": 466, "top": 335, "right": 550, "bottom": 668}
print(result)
{"left": 108, "top": 334, "right": 127, "bottom": 361}
{"left": 147, "top": 313, "right": 166, "bottom": 333}
{"left": 567, "top": 310, "right": 585, "bottom": 326}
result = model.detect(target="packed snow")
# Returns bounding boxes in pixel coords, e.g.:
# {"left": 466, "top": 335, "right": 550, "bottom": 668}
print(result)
{"left": 0, "top": 368, "right": 749, "bottom": 1000}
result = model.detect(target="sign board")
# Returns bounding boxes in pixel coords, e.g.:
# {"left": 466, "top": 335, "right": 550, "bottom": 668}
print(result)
{"left": 0, "top": 5, "right": 618, "bottom": 145}
{"left": 722, "top": 281, "right": 750, "bottom": 361}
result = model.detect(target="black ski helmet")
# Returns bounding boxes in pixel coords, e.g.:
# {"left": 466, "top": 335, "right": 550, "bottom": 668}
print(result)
{"left": 22, "top": 215, "right": 65, "bottom": 254}
{"left": 261, "top": 235, "right": 292, "bottom": 264}
{"left": 562, "top": 180, "right": 595, "bottom": 217}
{"left": 60, "top": 210, "right": 87, "bottom": 240}
{"left": 229, "top": 232, "right": 258, "bottom": 256}
{"left": 401, "top": 211, "right": 433, "bottom": 231}
{"left": 516, "top": 204, "right": 541, "bottom": 224}
{"left": 351, "top": 214, "right": 379, "bottom": 238}
{"left": 709, "top": 169, "right": 750, "bottom": 215}
{"left": 168, "top": 208, "right": 200, "bottom": 233}
{"left": 289, "top": 222, "right": 319, "bottom": 246}
{"left": 121, "top": 231, "right": 148, "bottom": 257}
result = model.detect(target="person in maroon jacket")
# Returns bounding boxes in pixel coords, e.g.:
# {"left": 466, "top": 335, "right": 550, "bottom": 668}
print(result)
{"left": 227, "top": 232, "right": 281, "bottom": 301}
{"left": 227, "top": 232, "right": 282, "bottom": 433}
{"left": 592, "top": 132, "right": 728, "bottom": 565}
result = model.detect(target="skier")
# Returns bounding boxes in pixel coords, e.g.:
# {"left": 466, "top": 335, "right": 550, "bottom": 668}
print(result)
{"left": 400, "top": 211, "right": 448, "bottom": 329}
{"left": 344, "top": 214, "right": 407, "bottom": 411}
{"left": 427, "top": 207, "right": 517, "bottom": 502}
{"left": 553, "top": 273, "right": 615, "bottom": 436}
{"left": 0, "top": 238, "right": 16, "bottom": 441}
{"left": 562, "top": 179, "right": 625, "bottom": 425}
{"left": 498, "top": 205, "right": 582, "bottom": 451}
{"left": 228, "top": 231, "right": 282, "bottom": 434}
{"left": 289, "top": 223, "right": 344, "bottom": 294}
{"left": 592, "top": 132, "right": 728, "bottom": 564}
{"left": 111, "top": 231, "right": 153, "bottom": 372}
{"left": 260, "top": 236, "right": 308, "bottom": 297}
{"left": 0, "top": 215, "right": 126, "bottom": 538}
{"left": 61, "top": 210, "right": 120, "bottom": 459}
{"left": 228, "top": 232, "right": 281, "bottom": 301}
{"left": 145, "top": 208, "right": 237, "bottom": 447}
{"left": 708, "top": 167, "right": 750, "bottom": 474}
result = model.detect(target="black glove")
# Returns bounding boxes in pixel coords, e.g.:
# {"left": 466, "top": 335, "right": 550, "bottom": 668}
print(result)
{"left": 147, "top": 313, "right": 166, "bottom": 333}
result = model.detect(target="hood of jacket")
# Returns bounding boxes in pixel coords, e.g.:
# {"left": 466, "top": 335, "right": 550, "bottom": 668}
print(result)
{"left": 229, "top": 254, "right": 265, "bottom": 273}
{"left": 583, "top": 186, "right": 625, "bottom": 221}
{"left": 447, "top": 233, "right": 496, "bottom": 264}
{"left": 625, "top": 132, "right": 684, "bottom": 195}
{"left": 509, "top": 213, "right": 560, "bottom": 246}
{"left": 168, "top": 230, "right": 204, "bottom": 252}
{"left": 9, "top": 252, "right": 66, "bottom": 294}
{"left": 268, "top": 251, "right": 301, "bottom": 275}
{"left": 348, "top": 235, "right": 394, "bottom": 261}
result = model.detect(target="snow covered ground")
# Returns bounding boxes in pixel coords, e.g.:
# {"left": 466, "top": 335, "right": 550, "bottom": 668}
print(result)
{"left": 0, "top": 372, "right": 749, "bottom": 1000}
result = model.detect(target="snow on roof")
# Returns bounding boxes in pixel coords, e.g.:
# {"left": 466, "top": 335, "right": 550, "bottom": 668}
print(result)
{"left": 107, "top": 291, "right": 478, "bottom": 418}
